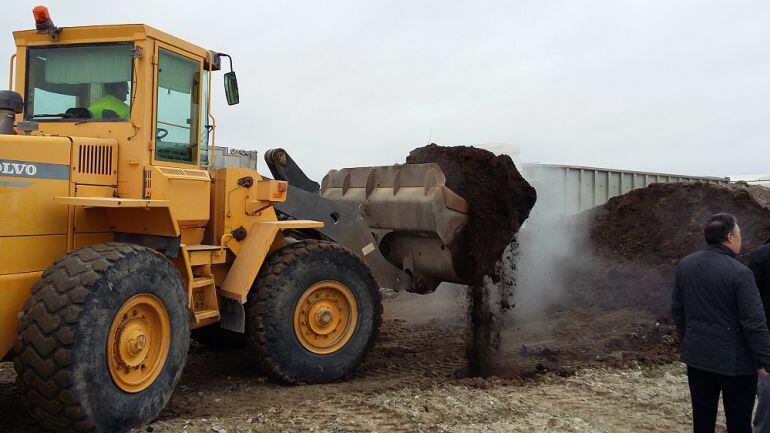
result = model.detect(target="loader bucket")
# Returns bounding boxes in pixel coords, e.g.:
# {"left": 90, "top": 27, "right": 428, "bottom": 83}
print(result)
{"left": 320, "top": 163, "right": 469, "bottom": 293}
{"left": 265, "top": 148, "right": 472, "bottom": 294}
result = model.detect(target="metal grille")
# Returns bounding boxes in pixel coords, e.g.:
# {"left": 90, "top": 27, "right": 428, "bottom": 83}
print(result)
{"left": 77, "top": 144, "right": 113, "bottom": 175}
{"left": 143, "top": 168, "right": 152, "bottom": 198}
{"left": 157, "top": 167, "right": 209, "bottom": 179}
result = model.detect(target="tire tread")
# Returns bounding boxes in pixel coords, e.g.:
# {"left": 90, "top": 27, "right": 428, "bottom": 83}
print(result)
{"left": 13, "top": 243, "right": 168, "bottom": 433}
{"left": 245, "top": 240, "right": 382, "bottom": 384}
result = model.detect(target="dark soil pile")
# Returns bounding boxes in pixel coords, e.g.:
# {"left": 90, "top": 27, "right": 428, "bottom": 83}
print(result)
{"left": 406, "top": 144, "right": 536, "bottom": 285}
{"left": 572, "top": 182, "right": 770, "bottom": 318}
{"left": 406, "top": 144, "right": 536, "bottom": 377}
{"left": 591, "top": 182, "right": 770, "bottom": 266}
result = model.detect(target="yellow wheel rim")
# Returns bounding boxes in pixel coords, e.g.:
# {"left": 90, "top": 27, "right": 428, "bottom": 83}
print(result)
{"left": 107, "top": 294, "right": 171, "bottom": 393}
{"left": 294, "top": 281, "right": 358, "bottom": 355}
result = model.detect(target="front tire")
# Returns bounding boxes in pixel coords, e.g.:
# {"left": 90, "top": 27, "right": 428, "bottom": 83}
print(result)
{"left": 245, "top": 240, "right": 382, "bottom": 384}
{"left": 14, "top": 243, "right": 190, "bottom": 433}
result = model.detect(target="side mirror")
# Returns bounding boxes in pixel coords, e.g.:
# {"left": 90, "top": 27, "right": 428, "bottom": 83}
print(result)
{"left": 224, "top": 71, "right": 239, "bottom": 106}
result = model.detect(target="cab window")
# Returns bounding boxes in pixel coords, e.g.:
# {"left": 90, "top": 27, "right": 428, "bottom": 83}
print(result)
{"left": 25, "top": 43, "right": 133, "bottom": 121}
{"left": 155, "top": 48, "right": 200, "bottom": 164}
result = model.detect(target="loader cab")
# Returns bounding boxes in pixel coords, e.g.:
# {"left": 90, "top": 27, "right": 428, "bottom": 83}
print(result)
{"left": 10, "top": 23, "right": 225, "bottom": 195}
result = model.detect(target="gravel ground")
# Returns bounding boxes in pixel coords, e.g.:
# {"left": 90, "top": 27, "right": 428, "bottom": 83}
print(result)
{"left": 131, "top": 364, "right": 698, "bottom": 433}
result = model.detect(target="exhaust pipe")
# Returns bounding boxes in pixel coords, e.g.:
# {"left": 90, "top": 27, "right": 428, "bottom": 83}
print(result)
{"left": 0, "top": 91, "right": 23, "bottom": 135}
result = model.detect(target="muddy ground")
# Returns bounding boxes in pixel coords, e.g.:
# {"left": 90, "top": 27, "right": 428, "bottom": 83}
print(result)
{"left": 1, "top": 287, "right": 705, "bottom": 433}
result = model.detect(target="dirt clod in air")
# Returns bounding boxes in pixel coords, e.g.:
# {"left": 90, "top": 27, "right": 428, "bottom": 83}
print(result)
{"left": 407, "top": 144, "right": 537, "bottom": 376}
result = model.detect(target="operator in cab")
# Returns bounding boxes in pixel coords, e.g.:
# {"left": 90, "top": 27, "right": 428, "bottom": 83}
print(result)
{"left": 88, "top": 81, "right": 130, "bottom": 119}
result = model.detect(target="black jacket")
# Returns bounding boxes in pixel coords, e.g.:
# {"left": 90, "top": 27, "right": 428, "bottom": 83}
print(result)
{"left": 672, "top": 244, "right": 770, "bottom": 376}
{"left": 749, "top": 243, "right": 770, "bottom": 322}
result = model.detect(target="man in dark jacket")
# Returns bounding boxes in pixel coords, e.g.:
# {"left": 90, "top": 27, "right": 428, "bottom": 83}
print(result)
{"left": 672, "top": 213, "right": 770, "bottom": 433}
{"left": 750, "top": 241, "right": 770, "bottom": 432}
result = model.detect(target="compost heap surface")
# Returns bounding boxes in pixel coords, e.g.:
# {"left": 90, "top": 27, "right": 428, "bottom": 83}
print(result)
{"left": 498, "top": 182, "right": 770, "bottom": 377}
{"left": 406, "top": 144, "right": 537, "bottom": 376}
{"left": 581, "top": 182, "right": 770, "bottom": 316}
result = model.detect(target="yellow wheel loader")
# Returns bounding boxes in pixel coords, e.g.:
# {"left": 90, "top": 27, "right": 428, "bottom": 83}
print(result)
{"left": 0, "top": 7, "right": 471, "bottom": 433}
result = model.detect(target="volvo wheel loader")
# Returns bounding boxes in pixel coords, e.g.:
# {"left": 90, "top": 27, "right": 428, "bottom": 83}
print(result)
{"left": 0, "top": 7, "right": 472, "bottom": 433}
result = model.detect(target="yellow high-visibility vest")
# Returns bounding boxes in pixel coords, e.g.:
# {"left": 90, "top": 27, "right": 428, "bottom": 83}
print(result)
{"left": 89, "top": 95, "right": 129, "bottom": 119}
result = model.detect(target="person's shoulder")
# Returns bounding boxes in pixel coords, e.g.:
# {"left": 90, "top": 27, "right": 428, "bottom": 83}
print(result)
{"left": 680, "top": 250, "right": 706, "bottom": 263}
{"left": 676, "top": 250, "right": 705, "bottom": 272}
{"left": 684, "top": 249, "right": 708, "bottom": 259}
{"left": 678, "top": 248, "right": 734, "bottom": 267}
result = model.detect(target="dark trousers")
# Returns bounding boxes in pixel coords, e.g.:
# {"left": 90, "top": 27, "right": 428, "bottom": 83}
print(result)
{"left": 687, "top": 365, "right": 757, "bottom": 433}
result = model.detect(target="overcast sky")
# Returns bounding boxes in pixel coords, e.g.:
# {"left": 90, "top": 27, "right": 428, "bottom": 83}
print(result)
{"left": 2, "top": 1, "right": 768, "bottom": 179}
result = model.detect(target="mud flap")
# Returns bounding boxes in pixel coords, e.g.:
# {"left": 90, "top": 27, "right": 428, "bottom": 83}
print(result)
{"left": 219, "top": 296, "right": 246, "bottom": 333}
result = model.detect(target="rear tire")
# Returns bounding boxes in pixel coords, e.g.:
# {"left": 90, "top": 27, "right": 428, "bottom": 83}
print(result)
{"left": 13, "top": 243, "right": 190, "bottom": 433}
{"left": 245, "top": 240, "right": 382, "bottom": 384}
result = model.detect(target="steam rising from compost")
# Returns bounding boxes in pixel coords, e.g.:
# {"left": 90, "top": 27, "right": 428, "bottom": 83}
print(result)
{"left": 510, "top": 194, "right": 597, "bottom": 321}
{"left": 470, "top": 191, "right": 598, "bottom": 376}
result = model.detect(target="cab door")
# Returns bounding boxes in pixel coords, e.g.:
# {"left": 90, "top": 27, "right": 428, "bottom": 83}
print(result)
{"left": 147, "top": 42, "right": 210, "bottom": 243}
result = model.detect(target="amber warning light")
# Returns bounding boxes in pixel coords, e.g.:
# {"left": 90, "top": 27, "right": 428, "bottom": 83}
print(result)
{"left": 33, "top": 5, "right": 56, "bottom": 32}
{"left": 32, "top": 5, "right": 61, "bottom": 40}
